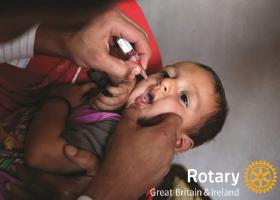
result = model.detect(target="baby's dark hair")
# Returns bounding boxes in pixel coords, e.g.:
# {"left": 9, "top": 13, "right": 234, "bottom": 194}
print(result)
{"left": 188, "top": 62, "right": 228, "bottom": 147}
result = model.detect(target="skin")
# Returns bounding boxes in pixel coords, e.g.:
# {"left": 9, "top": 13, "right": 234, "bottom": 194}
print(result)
{"left": 0, "top": 1, "right": 113, "bottom": 42}
{"left": 6, "top": 109, "right": 182, "bottom": 200}
{"left": 13, "top": 62, "right": 218, "bottom": 199}
{"left": 34, "top": 7, "right": 151, "bottom": 83}
{"left": 1, "top": 6, "right": 151, "bottom": 83}
{"left": 127, "top": 62, "right": 218, "bottom": 152}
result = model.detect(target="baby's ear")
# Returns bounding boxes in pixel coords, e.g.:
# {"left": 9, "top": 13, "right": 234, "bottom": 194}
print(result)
{"left": 175, "top": 131, "right": 194, "bottom": 153}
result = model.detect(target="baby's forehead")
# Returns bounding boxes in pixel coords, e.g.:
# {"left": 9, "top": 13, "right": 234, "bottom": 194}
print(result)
{"left": 175, "top": 62, "right": 218, "bottom": 106}
{"left": 167, "top": 62, "right": 214, "bottom": 80}
{"left": 173, "top": 61, "right": 204, "bottom": 71}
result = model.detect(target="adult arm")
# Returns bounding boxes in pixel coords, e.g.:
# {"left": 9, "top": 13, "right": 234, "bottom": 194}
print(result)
{"left": 6, "top": 107, "right": 181, "bottom": 199}
{"left": 35, "top": 7, "right": 151, "bottom": 82}
{"left": 24, "top": 83, "right": 97, "bottom": 173}
{"left": 4, "top": 164, "right": 92, "bottom": 200}
{"left": 65, "top": 106, "right": 182, "bottom": 200}
{"left": 1, "top": 6, "right": 151, "bottom": 82}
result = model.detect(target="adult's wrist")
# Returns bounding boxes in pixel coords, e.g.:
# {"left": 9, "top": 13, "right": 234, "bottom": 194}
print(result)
{"left": 34, "top": 25, "right": 71, "bottom": 58}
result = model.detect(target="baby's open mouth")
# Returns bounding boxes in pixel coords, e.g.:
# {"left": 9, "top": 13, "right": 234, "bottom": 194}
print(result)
{"left": 143, "top": 91, "right": 154, "bottom": 104}
{"left": 135, "top": 88, "right": 155, "bottom": 107}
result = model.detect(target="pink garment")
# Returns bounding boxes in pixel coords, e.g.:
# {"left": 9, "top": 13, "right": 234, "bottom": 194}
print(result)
{"left": 69, "top": 105, "right": 120, "bottom": 124}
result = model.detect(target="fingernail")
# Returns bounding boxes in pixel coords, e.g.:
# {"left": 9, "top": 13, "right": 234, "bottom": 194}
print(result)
{"left": 65, "top": 145, "right": 78, "bottom": 156}
{"left": 131, "top": 67, "right": 141, "bottom": 76}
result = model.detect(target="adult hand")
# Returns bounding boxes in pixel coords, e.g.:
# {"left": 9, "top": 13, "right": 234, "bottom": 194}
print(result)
{"left": 64, "top": 106, "right": 182, "bottom": 200}
{"left": 35, "top": 7, "right": 152, "bottom": 82}
{"left": 3, "top": 164, "right": 92, "bottom": 200}
{"left": 48, "top": 83, "right": 97, "bottom": 108}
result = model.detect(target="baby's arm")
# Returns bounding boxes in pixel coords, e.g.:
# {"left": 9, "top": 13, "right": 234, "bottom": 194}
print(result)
{"left": 24, "top": 83, "right": 98, "bottom": 173}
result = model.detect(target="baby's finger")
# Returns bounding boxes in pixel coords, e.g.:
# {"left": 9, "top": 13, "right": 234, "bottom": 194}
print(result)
{"left": 106, "top": 85, "right": 130, "bottom": 97}
{"left": 94, "top": 98, "right": 122, "bottom": 111}
{"left": 95, "top": 93, "right": 127, "bottom": 107}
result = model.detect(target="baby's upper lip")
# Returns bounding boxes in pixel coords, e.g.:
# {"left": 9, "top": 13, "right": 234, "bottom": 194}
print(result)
{"left": 135, "top": 85, "right": 157, "bottom": 106}
{"left": 149, "top": 87, "right": 157, "bottom": 99}
{"left": 150, "top": 83, "right": 159, "bottom": 96}
{"left": 145, "top": 85, "right": 158, "bottom": 104}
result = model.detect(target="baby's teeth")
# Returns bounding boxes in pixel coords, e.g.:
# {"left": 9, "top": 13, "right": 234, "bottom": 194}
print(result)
{"left": 144, "top": 95, "right": 149, "bottom": 103}
{"left": 142, "top": 93, "right": 150, "bottom": 104}
{"left": 142, "top": 95, "right": 147, "bottom": 103}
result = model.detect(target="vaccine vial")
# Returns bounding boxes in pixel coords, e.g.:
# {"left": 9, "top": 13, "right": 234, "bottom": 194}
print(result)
{"left": 116, "top": 38, "right": 147, "bottom": 79}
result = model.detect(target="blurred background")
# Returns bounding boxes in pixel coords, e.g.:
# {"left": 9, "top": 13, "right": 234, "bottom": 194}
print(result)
{"left": 138, "top": 0, "right": 280, "bottom": 199}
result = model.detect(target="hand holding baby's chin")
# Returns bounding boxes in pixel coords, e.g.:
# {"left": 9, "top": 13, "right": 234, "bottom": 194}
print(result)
{"left": 124, "top": 104, "right": 174, "bottom": 127}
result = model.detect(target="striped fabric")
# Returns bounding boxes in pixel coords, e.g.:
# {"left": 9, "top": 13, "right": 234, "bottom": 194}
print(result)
{"left": 0, "top": 24, "right": 39, "bottom": 68}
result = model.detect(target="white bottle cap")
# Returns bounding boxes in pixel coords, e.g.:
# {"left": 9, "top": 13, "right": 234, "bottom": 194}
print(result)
{"left": 116, "top": 38, "right": 133, "bottom": 54}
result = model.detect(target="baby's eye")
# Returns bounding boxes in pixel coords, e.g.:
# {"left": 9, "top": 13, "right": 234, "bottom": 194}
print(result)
{"left": 160, "top": 71, "right": 175, "bottom": 79}
{"left": 180, "top": 93, "right": 189, "bottom": 107}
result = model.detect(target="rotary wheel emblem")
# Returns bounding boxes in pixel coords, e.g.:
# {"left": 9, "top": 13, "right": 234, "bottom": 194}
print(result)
{"left": 244, "top": 160, "right": 277, "bottom": 194}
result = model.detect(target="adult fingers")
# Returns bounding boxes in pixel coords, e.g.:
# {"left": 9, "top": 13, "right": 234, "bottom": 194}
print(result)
{"left": 64, "top": 145, "right": 99, "bottom": 176}
{"left": 107, "top": 84, "right": 132, "bottom": 97}
{"left": 4, "top": 183, "right": 33, "bottom": 200}
{"left": 95, "top": 93, "right": 126, "bottom": 106}
{"left": 118, "top": 105, "right": 141, "bottom": 127}
{"left": 93, "top": 98, "right": 120, "bottom": 111}
{"left": 116, "top": 8, "right": 148, "bottom": 40}
{"left": 96, "top": 53, "right": 139, "bottom": 81}
{"left": 117, "top": 11, "right": 151, "bottom": 69}
{"left": 149, "top": 113, "right": 183, "bottom": 147}
{"left": 112, "top": 18, "right": 152, "bottom": 70}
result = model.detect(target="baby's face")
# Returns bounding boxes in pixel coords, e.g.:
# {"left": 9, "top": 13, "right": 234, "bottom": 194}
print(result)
{"left": 127, "top": 62, "right": 217, "bottom": 133}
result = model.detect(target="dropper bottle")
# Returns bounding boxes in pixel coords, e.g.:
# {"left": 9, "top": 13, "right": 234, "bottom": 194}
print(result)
{"left": 116, "top": 38, "right": 147, "bottom": 79}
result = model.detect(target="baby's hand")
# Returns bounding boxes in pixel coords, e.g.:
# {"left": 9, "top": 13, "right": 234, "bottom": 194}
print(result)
{"left": 49, "top": 83, "right": 97, "bottom": 108}
{"left": 91, "top": 81, "right": 135, "bottom": 111}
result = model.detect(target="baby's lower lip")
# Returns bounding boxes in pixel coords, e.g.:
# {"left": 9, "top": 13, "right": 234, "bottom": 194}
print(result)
{"left": 135, "top": 94, "right": 148, "bottom": 109}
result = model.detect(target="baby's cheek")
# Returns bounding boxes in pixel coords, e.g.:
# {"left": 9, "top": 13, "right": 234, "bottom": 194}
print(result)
{"left": 139, "top": 98, "right": 184, "bottom": 120}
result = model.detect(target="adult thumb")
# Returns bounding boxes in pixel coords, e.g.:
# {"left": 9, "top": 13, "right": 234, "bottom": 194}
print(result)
{"left": 97, "top": 53, "right": 137, "bottom": 81}
{"left": 149, "top": 113, "right": 183, "bottom": 145}
{"left": 64, "top": 145, "right": 99, "bottom": 176}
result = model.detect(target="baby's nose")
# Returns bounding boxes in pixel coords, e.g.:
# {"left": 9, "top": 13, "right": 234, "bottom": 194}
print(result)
{"left": 160, "top": 78, "right": 175, "bottom": 94}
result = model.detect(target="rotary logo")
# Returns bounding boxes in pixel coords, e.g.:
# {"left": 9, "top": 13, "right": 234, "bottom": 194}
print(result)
{"left": 244, "top": 160, "right": 277, "bottom": 194}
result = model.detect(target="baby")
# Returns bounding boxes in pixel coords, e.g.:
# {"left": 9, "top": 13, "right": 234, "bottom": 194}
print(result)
{"left": 24, "top": 61, "right": 228, "bottom": 173}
